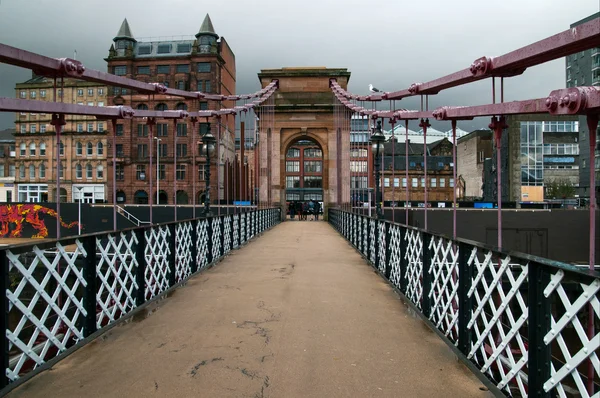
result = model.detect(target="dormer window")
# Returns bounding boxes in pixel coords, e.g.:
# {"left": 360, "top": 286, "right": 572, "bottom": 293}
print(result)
{"left": 157, "top": 44, "right": 172, "bottom": 54}
{"left": 177, "top": 43, "right": 191, "bottom": 53}
{"left": 138, "top": 45, "right": 152, "bottom": 55}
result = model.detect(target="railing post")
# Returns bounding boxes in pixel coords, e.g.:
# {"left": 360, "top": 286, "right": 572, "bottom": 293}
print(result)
{"left": 457, "top": 242, "right": 473, "bottom": 355}
{"left": 134, "top": 228, "right": 147, "bottom": 306}
{"left": 237, "top": 214, "right": 241, "bottom": 248}
{"left": 207, "top": 215, "right": 214, "bottom": 264}
{"left": 528, "top": 261, "right": 552, "bottom": 398}
{"left": 82, "top": 236, "right": 98, "bottom": 338}
{"left": 375, "top": 219, "right": 380, "bottom": 270}
{"left": 399, "top": 226, "right": 408, "bottom": 293}
{"left": 191, "top": 219, "right": 198, "bottom": 273}
{"left": 0, "top": 250, "right": 9, "bottom": 389}
{"left": 230, "top": 216, "right": 235, "bottom": 250}
{"left": 384, "top": 222, "right": 392, "bottom": 280}
{"left": 168, "top": 224, "right": 176, "bottom": 287}
{"left": 220, "top": 216, "right": 225, "bottom": 257}
{"left": 421, "top": 232, "right": 433, "bottom": 317}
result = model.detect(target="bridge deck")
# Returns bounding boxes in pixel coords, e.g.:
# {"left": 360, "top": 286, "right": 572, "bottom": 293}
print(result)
{"left": 10, "top": 221, "right": 491, "bottom": 398}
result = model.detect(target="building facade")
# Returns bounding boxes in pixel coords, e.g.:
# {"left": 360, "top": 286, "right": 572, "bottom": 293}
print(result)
{"left": 14, "top": 76, "right": 108, "bottom": 203}
{"left": 567, "top": 12, "right": 600, "bottom": 197}
{"left": 457, "top": 129, "right": 492, "bottom": 199}
{"left": 0, "top": 129, "right": 16, "bottom": 202}
{"left": 106, "top": 14, "right": 236, "bottom": 205}
{"left": 350, "top": 115, "right": 373, "bottom": 204}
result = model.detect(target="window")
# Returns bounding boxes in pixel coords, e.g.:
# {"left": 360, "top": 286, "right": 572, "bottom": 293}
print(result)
{"left": 77, "top": 123, "right": 83, "bottom": 133}
{"left": 20, "top": 125, "right": 26, "bottom": 134}
{"left": 176, "top": 164, "right": 186, "bottom": 180}
{"left": 97, "top": 123, "right": 104, "bottom": 132}
{"left": 98, "top": 102, "right": 104, "bottom": 108}
{"left": 116, "top": 124, "right": 123, "bottom": 136}
{"left": 76, "top": 141, "right": 82, "bottom": 156}
{"left": 30, "top": 91, "right": 36, "bottom": 99}
{"left": 29, "top": 165, "right": 35, "bottom": 179}
{"left": 176, "top": 64, "right": 190, "bottom": 73}
{"left": 9, "top": 165, "right": 15, "bottom": 177}
{"left": 19, "top": 165, "right": 25, "bottom": 178}
{"left": 198, "top": 164, "right": 205, "bottom": 180}
{"left": 40, "top": 90, "right": 46, "bottom": 98}
{"left": 304, "top": 148, "right": 322, "bottom": 158}
{"left": 116, "top": 164, "right": 124, "bottom": 180}
{"left": 113, "top": 87, "right": 121, "bottom": 96}
{"left": 98, "top": 88, "right": 104, "bottom": 96}
{"left": 39, "top": 164, "right": 45, "bottom": 178}
{"left": 159, "top": 164, "right": 166, "bottom": 180}
{"left": 137, "top": 66, "right": 150, "bottom": 75}
{"left": 97, "top": 142, "right": 104, "bottom": 155}
{"left": 86, "top": 88, "right": 93, "bottom": 96}
{"left": 40, "top": 124, "right": 46, "bottom": 133}
{"left": 86, "top": 164, "right": 92, "bottom": 179}
{"left": 137, "top": 124, "right": 149, "bottom": 137}
{"left": 87, "top": 101, "right": 94, "bottom": 107}
{"left": 199, "top": 123, "right": 210, "bottom": 136}
{"left": 138, "top": 45, "right": 152, "bottom": 55}
{"left": 137, "top": 144, "right": 148, "bottom": 158}
{"left": 159, "top": 143, "right": 167, "bottom": 157}
{"left": 97, "top": 165, "right": 104, "bottom": 179}
{"left": 19, "top": 91, "right": 26, "bottom": 99}
{"left": 421, "top": 178, "right": 425, "bottom": 187}
{"left": 57, "top": 89, "right": 63, "bottom": 98}
{"left": 29, "top": 143, "right": 36, "bottom": 156}
{"left": 350, "top": 176, "right": 367, "bottom": 188}
{"left": 114, "top": 65, "right": 126, "bottom": 76}
{"left": 412, "top": 178, "right": 418, "bottom": 188}
{"left": 384, "top": 178, "right": 390, "bottom": 187}
{"left": 286, "top": 148, "right": 300, "bottom": 158}
{"left": 76, "top": 164, "right": 82, "bottom": 179}
{"left": 350, "top": 148, "right": 368, "bottom": 158}
{"left": 402, "top": 178, "right": 407, "bottom": 187}
{"left": 286, "top": 161, "right": 300, "bottom": 172}
{"left": 116, "top": 144, "right": 124, "bottom": 157}
{"left": 157, "top": 44, "right": 171, "bottom": 54}
{"left": 40, "top": 142, "right": 46, "bottom": 156}
{"left": 304, "top": 161, "right": 322, "bottom": 173}
{"left": 199, "top": 102, "right": 208, "bottom": 110}
{"left": 450, "top": 178, "right": 454, "bottom": 188}
{"left": 176, "top": 143, "right": 187, "bottom": 157}
{"left": 155, "top": 103, "right": 168, "bottom": 111}
{"left": 77, "top": 89, "right": 84, "bottom": 96}
{"left": 157, "top": 123, "right": 168, "bottom": 136}
{"left": 394, "top": 178, "right": 400, "bottom": 187}
{"left": 176, "top": 81, "right": 186, "bottom": 90}
{"left": 30, "top": 125, "right": 36, "bottom": 134}
{"left": 304, "top": 176, "right": 322, "bottom": 188}
{"left": 197, "top": 62, "right": 211, "bottom": 73}
{"left": 60, "top": 164, "right": 66, "bottom": 178}
{"left": 440, "top": 178, "right": 446, "bottom": 188}
{"left": 0, "top": 165, "right": 4, "bottom": 177}
{"left": 20, "top": 143, "right": 26, "bottom": 156}
{"left": 87, "top": 142, "right": 93, "bottom": 156}
{"left": 87, "top": 123, "right": 94, "bottom": 133}
{"left": 350, "top": 161, "right": 367, "bottom": 172}
{"left": 430, "top": 178, "right": 436, "bottom": 188}
{"left": 197, "top": 81, "right": 203, "bottom": 92}
{"left": 286, "top": 176, "right": 300, "bottom": 188}
{"left": 176, "top": 123, "right": 187, "bottom": 136}
{"left": 156, "top": 65, "right": 170, "bottom": 74}
{"left": 204, "top": 80, "right": 211, "bottom": 93}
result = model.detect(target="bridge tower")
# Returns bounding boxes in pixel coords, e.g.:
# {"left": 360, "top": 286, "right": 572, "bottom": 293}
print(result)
{"left": 257, "top": 67, "right": 351, "bottom": 216}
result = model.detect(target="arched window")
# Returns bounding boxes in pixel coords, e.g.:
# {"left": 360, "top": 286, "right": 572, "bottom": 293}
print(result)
{"left": 96, "top": 165, "right": 104, "bottom": 179}
{"left": 29, "top": 143, "right": 36, "bottom": 156}
{"left": 157, "top": 190, "right": 168, "bottom": 204}
{"left": 76, "top": 164, "right": 82, "bottom": 179}
{"left": 97, "top": 142, "right": 104, "bottom": 156}
{"left": 40, "top": 142, "right": 46, "bottom": 156}
{"left": 87, "top": 142, "right": 93, "bottom": 156}
{"left": 137, "top": 104, "right": 148, "bottom": 110}
{"left": 155, "top": 103, "right": 168, "bottom": 111}
{"left": 86, "top": 163, "right": 92, "bottom": 179}
{"left": 134, "top": 190, "right": 148, "bottom": 204}
{"left": 76, "top": 141, "right": 83, "bottom": 156}
{"left": 176, "top": 190, "right": 189, "bottom": 204}
{"left": 39, "top": 164, "right": 46, "bottom": 179}
{"left": 116, "top": 190, "right": 126, "bottom": 203}
{"left": 19, "top": 164, "right": 25, "bottom": 178}
{"left": 29, "top": 164, "right": 35, "bottom": 179}
{"left": 175, "top": 103, "right": 188, "bottom": 111}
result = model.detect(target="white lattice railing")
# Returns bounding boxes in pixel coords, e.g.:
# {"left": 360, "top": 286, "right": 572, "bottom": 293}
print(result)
{"left": 1, "top": 208, "right": 281, "bottom": 390}
{"left": 328, "top": 209, "right": 600, "bottom": 398}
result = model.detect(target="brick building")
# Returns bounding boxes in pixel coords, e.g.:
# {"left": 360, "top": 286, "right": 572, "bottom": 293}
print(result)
{"left": 14, "top": 76, "right": 108, "bottom": 203}
{"left": 456, "top": 129, "right": 492, "bottom": 199}
{"left": 106, "top": 14, "right": 236, "bottom": 205}
{"left": 381, "top": 137, "right": 455, "bottom": 203}
{"left": 0, "top": 128, "right": 16, "bottom": 202}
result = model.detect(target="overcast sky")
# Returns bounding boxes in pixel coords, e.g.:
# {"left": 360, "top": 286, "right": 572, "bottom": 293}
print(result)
{"left": 0, "top": 0, "right": 598, "bottom": 131}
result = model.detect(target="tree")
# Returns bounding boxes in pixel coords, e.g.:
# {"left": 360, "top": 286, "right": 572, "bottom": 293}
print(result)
{"left": 545, "top": 179, "right": 576, "bottom": 199}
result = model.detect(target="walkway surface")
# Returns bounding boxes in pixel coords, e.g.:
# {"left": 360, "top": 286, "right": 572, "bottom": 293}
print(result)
{"left": 10, "top": 221, "right": 492, "bottom": 398}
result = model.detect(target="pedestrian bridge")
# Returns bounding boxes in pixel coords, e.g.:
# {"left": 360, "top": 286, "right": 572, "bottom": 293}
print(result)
{"left": 1, "top": 209, "right": 598, "bottom": 397}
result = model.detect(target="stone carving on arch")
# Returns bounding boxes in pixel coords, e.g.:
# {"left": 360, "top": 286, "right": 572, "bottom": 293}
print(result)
{"left": 281, "top": 130, "right": 327, "bottom": 154}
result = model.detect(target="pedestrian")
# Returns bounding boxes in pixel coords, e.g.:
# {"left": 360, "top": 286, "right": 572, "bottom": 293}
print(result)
{"left": 302, "top": 201, "right": 309, "bottom": 220}
{"left": 308, "top": 199, "right": 315, "bottom": 220}
{"left": 297, "top": 201, "right": 303, "bottom": 221}
{"left": 314, "top": 201, "right": 320, "bottom": 221}
{"left": 290, "top": 200, "right": 296, "bottom": 220}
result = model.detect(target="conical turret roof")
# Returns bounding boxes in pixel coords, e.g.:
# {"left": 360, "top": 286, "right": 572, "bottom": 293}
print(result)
{"left": 114, "top": 18, "right": 136, "bottom": 42}
{"left": 196, "top": 14, "right": 219, "bottom": 38}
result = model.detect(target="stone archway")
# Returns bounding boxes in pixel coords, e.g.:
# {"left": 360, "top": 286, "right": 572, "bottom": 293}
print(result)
{"left": 281, "top": 134, "right": 326, "bottom": 205}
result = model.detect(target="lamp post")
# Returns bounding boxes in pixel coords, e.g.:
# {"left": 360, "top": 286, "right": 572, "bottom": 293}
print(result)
{"left": 371, "top": 119, "right": 385, "bottom": 219}
{"left": 154, "top": 137, "right": 161, "bottom": 205}
{"left": 201, "top": 127, "right": 216, "bottom": 217}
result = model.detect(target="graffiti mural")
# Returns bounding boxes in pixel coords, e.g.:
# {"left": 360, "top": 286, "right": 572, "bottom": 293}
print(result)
{"left": 0, "top": 204, "right": 80, "bottom": 238}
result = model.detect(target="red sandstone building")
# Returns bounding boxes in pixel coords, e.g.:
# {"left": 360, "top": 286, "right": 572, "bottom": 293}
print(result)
{"left": 106, "top": 15, "right": 236, "bottom": 205}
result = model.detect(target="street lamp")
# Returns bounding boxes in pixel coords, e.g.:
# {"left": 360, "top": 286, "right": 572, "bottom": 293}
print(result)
{"left": 201, "top": 127, "right": 216, "bottom": 216}
{"left": 371, "top": 119, "right": 385, "bottom": 219}
{"left": 154, "top": 137, "right": 161, "bottom": 205}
